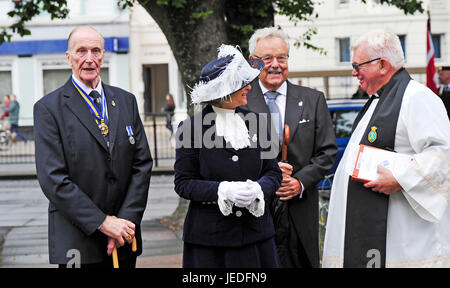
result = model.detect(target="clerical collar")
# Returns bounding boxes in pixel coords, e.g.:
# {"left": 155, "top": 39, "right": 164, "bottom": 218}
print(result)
{"left": 71, "top": 75, "right": 103, "bottom": 97}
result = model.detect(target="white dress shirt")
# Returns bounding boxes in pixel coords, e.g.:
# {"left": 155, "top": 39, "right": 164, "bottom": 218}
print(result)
{"left": 258, "top": 80, "right": 305, "bottom": 197}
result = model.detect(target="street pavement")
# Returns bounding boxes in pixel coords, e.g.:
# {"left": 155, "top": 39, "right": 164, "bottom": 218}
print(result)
{"left": 0, "top": 172, "right": 183, "bottom": 268}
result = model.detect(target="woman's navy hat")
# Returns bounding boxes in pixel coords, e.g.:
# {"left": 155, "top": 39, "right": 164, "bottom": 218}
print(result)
{"left": 191, "top": 45, "right": 264, "bottom": 104}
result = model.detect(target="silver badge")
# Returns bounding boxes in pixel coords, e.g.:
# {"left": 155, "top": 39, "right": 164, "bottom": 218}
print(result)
{"left": 129, "top": 136, "right": 135, "bottom": 145}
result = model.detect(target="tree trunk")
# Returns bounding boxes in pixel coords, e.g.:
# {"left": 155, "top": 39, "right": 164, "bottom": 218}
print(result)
{"left": 139, "top": 0, "right": 228, "bottom": 115}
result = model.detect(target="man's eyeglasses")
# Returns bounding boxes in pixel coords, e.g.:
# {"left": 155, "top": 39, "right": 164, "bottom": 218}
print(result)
{"left": 253, "top": 54, "right": 289, "bottom": 64}
{"left": 352, "top": 58, "right": 381, "bottom": 72}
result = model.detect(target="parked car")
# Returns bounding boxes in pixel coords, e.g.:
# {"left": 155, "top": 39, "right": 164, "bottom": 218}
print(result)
{"left": 318, "top": 98, "right": 368, "bottom": 193}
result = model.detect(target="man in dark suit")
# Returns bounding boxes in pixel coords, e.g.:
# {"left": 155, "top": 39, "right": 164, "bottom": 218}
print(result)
{"left": 438, "top": 66, "right": 450, "bottom": 119}
{"left": 34, "top": 26, "right": 153, "bottom": 268}
{"left": 245, "top": 27, "right": 337, "bottom": 268}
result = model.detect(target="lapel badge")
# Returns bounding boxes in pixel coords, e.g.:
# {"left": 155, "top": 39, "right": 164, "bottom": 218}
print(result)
{"left": 298, "top": 101, "right": 303, "bottom": 107}
{"left": 252, "top": 134, "right": 257, "bottom": 143}
{"left": 368, "top": 126, "right": 377, "bottom": 143}
{"left": 112, "top": 100, "right": 116, "bottom": 107}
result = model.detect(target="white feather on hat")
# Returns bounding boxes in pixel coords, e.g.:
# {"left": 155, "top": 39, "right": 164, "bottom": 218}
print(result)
{"left": 190, "top": 44, "right": 263, "bottom": 104}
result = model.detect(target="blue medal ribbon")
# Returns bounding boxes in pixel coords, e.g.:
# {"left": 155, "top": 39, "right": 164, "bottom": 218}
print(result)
{"left": 126, "top": 126, "right": 135, "bottom": 144}
{"left": 71, "top": 77, "right": 108, "bottom": 123}
{"left": 126, "top": 126, "right": 133, "bottom": 137}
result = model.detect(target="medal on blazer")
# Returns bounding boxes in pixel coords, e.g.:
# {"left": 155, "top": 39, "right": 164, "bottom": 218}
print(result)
{"left": 126, "top": 126, "right": 135, "bottom": 144}
{"left": 72, "top": 77, "right": 109, "bottom": 137}
{"left": 99, "top": 120, "right": 109, "bottom": 136}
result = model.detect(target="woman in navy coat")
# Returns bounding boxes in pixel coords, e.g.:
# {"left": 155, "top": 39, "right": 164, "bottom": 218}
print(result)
{"left": 174, "top": 45, "right": 282, "bottom": 268}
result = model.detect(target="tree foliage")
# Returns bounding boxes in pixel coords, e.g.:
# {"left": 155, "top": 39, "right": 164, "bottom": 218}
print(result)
{"left": 0, "top": 0, "right": 69, "bottom": 43}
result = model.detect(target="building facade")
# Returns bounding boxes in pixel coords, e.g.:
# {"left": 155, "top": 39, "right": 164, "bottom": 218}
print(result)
{"left": 282, "top": 0, "right": 449, "bottom": 99}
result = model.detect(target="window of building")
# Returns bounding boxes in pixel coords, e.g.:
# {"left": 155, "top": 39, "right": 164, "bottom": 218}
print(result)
{"left": 432, "top": 34, "right": 441, "bottom": 59}
{"left": 0, "top": 70, "right": 12, "bottom": 100}
{"left": 339, "top": 38, "right": 351, "bottom": 63}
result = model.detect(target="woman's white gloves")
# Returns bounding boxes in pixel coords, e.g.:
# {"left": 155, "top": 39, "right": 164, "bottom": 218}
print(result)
{"left": 227, "top": 181, "right": 258, "bottom": 207}
{"left": 217, "top": 180, "right": 265, "bottom": 217}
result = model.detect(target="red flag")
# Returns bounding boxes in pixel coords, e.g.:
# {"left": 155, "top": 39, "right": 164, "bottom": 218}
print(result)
{"left": 426, "top": 11, "right": 438, "bottom": 94}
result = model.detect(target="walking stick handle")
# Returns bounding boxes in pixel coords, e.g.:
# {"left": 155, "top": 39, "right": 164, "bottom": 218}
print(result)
{"left": 282, "top": 124, "right": 290, "bottom": 162}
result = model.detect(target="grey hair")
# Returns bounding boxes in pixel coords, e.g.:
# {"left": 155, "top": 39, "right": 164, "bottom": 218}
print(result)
{"left": 352, "top": 30, "right": 405, "bottom": 69}
{"left": 248, "top": 27, "right": 290, "bottom": 55}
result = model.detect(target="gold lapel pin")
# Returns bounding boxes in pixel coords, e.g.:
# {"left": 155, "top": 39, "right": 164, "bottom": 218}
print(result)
{"left": 112, "top": 100, "right": 116, "bottom": 107}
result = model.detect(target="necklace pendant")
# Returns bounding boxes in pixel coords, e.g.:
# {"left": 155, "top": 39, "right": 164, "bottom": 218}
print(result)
{"left": 98, "top": 120, "right": 109, "bottom": 136}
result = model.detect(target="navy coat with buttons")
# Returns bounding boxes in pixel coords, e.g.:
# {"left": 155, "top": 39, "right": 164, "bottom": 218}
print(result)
{"left": 174, "top": 104, "right": 282, "bottom": 247}
{"left": 34, "top": 78, "right": 153, "bottom": 264}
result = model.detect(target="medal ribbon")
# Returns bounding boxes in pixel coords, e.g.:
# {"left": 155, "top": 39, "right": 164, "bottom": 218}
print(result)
{"left": 71, "top": 77, "right": 108, "bottom": 123}
{"left": 126, "top": 126, "right": 133, "bottom": 137}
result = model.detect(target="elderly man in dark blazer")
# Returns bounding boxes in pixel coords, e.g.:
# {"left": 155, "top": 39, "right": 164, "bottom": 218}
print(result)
{"left": 34, "top": 26, "right": 152, "bottom": 268}
{"left": 246, "top": 27, "right": 337, "bottom": 268}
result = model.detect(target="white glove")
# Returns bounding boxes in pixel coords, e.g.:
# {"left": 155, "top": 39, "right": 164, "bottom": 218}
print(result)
{"left": 217, "top": 180, "right": 264, "bottom": 216}
{"left": 245, "top": 180, "right": 265, "bottom": 217}
{"left": 229, "top": 181, "right": 259, "bottom": 207}
{"left": 217, "top": 181, "right": 234, "bottom": 216}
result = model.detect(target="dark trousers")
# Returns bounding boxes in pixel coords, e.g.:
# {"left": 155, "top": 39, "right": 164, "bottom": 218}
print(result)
{"left": 276, "top": 212, "right": 313, "bottom": 268}
{"left": 183, "top": 237, "right": 279, "bottom": 268}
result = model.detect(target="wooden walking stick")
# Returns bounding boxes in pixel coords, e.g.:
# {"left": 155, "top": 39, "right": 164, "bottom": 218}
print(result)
{"left": 112, "top": 237, "right": 138, "bottom": 268}
{"left": 282, "top": 124, "right": 290, "bottom": 161}
{"left": 272, "top": 125, "right": 290, "bottom": 218}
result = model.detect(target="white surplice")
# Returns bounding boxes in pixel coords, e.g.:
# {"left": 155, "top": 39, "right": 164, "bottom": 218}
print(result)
{"left": 322, "top": 80, "right": 450, "bottom": 268}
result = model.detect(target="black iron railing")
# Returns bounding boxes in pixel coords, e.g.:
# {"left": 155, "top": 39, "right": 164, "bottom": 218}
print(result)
{"left": 143, "top": 113, "right": 175, "bottom": 168}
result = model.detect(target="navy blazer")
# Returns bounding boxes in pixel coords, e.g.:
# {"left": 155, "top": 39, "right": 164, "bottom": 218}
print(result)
{"left": 34, "top": 78, "right": 153, "bottom": 264}
{"left": 174, "top": 105, "right": 282, "bottom": 247}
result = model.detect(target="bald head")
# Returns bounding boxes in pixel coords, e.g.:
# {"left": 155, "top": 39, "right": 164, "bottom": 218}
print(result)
{"left": 67, "top": 26, "right": 105, "bottom": 51}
